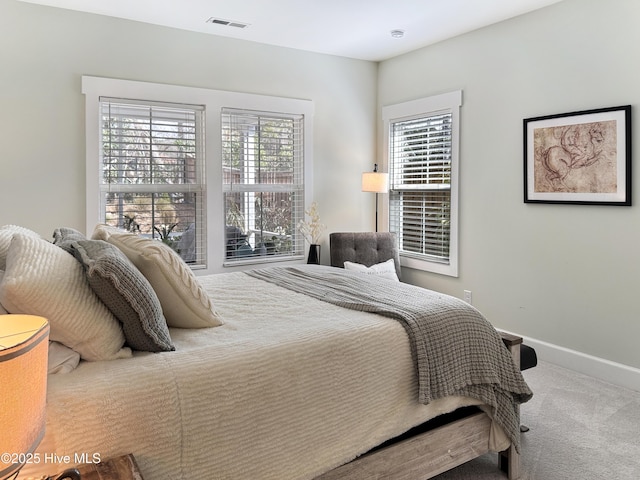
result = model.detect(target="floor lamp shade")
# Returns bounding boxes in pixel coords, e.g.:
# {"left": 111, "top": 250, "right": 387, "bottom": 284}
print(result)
{"left": 361, "top": 172, "right": 389, "bottom": 193}
{"left": 0, "top": 315, "right": 50, "bottom": 480}
{"left": 362, "top": 165, "right": 389, "bottom": 232}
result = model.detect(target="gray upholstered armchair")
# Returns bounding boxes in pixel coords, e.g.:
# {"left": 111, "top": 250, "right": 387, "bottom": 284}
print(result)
{"left": 329, "top": 232, "right": 401, "bottom": 280}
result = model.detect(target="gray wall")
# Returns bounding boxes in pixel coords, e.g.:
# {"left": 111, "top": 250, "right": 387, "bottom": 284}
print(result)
{"left": 0, "top": 0, "right": 378, "bottom": 242}
{"left": 2, "top": 0, "right": 639, "bottom": 375}
{"left": 378, "top": 0, "right": 640, "bottom": 370}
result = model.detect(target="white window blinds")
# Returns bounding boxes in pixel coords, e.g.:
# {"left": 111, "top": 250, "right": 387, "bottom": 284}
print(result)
{"left": 389, "top": 112, "right": 453, "bottom": 265}
{"left": 99, "top": 98, "right": 206, "bottom": 266}
{"left": 222, "top": 108, "right": 305, "bottom": 263}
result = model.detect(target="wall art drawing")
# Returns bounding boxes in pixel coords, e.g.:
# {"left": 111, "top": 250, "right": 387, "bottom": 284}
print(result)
{"left": 524, "top": 105, "right": 631, "bottom": 205}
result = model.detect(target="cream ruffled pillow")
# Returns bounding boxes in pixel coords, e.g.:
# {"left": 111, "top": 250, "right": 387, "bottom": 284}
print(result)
{"left": 0, "top": 233, "right": 131, "bottom": 361}
{"left": 93, "top": 225, "right": 223, "bottom": 329}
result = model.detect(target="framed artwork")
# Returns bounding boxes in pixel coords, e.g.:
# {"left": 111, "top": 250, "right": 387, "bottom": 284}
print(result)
{"left": 523, "top": 105, "right": 631, "bottom": 205}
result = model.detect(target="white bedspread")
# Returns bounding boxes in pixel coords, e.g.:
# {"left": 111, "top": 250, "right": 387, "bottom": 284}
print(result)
{"left": 21, "top": 271, "right": 507, "bottom": 480}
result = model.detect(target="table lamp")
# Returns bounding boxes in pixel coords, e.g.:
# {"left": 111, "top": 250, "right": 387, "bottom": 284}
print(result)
{"left": 362, "top": 163, "right": 389, "bottom": 232}
{"left": 1, "top": 314, "right": 49, "bottom": 480}
{"left": 0, "top": 315, "right": 81, "bottom": 480}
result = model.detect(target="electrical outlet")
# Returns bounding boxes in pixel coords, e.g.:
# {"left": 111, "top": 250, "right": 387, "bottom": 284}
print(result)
{"left": 463, "top": 290, "right": 472, "bottom": 304}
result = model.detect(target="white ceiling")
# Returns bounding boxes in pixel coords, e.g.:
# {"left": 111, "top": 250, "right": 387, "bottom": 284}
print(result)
{"left": 20, "top": 0, "right": 564, "bottom": 61}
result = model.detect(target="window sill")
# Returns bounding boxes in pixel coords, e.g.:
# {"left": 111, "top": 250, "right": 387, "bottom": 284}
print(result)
{"left": 223, "top": 254, "right": 305, "bottom": 268}
{"left": 400, "top": 255, "right": 458, "bottom": 278}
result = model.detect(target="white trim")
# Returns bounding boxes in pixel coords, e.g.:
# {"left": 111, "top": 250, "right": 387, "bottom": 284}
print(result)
{"left": 381, "top": 90, "right": 462, "bottom": 277}
{"left": 503, "top": 330, "right": 640, "bottom": 393}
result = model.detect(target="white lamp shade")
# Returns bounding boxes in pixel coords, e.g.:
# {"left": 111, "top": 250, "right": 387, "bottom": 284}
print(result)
{"left": 0, "top": 315, "right": 49, "bottom": 479}
{"left": 361, "top": 172, "right": 389, "bottom": 193}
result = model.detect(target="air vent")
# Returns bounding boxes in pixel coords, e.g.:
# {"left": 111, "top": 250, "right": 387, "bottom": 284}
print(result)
{"left": 206, "top": 17, "right": 250, "bottom": 29}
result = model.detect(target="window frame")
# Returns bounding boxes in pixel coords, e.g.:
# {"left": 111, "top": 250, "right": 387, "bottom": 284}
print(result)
{"left": 98, "top": 97, "right": 207, "bottom": 267}
{"left": 83, "top": 76, "right": 314, "bottom": 275}
{"left": 382, "top": 90, "right": 462, "bottom": 277}
{"left": 221, "top": 108, "right": 306, "bottom": 266}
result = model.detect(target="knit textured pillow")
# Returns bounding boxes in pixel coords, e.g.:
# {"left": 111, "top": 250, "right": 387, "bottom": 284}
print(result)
{"left": 72, "top": 239, "right": 175, "bottom": 352}
{"left": 0, "top": 234, "right": 131, "bottom": 361}
{"left": 93, "top": 225, "right": 223, "bottom": 329}
{"left": 0, "top": 271, "right": 6, "bottom": 314}
{"left": 0, "top": 224, "right": 41, "bottom": 270}
{"left": 52, "top": 226, "right": 87, "bottom": 253}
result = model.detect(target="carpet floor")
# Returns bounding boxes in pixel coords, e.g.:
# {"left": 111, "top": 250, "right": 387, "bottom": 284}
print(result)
{"left": 433, "top": 360, "right": 640, "bottom": 479}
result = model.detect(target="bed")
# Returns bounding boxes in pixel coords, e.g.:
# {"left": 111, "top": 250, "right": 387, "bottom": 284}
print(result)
{"left": 0, "top": 224, "right": 532, "bottom": 480}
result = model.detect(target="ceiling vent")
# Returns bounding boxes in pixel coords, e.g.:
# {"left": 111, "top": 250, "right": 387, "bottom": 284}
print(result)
{"left": 206, "top": 17, "right": 250, "bottom": 29}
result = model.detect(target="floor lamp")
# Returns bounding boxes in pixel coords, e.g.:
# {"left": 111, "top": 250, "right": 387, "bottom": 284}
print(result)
{"left": 362, "top": 164, "right": 389, "bottom": 232}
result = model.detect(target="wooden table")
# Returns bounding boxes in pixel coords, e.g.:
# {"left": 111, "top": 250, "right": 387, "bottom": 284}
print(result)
{"left": 62, "top": 454, "right": 143, "bottom": 480}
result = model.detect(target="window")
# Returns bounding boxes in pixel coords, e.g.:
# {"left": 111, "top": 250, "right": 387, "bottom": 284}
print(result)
{"left": 383, "top": 91, "right": 462, "bottom": 277}
{"left": 98, "top": 98, "right": 206, "bottom": 266}
{"left": 83, "top": 76, "right": 314, "bottom": 274}
{"left": 222, "top": 109, "right": 305, "bottom": 264}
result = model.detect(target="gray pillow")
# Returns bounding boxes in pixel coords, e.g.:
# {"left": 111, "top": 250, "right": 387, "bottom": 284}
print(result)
{"left": 53, "top": 227, "right": 87, "bottom": 253}
{"left": 71, "top": 239, "right": 175, "bottom": 352}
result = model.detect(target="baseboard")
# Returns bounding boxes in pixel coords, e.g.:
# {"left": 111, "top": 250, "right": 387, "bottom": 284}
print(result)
{"left": 504, "top": 332, "right": 640, "bottom": 393}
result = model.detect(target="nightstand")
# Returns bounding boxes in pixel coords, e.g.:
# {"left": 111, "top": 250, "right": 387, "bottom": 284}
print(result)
{"left": 64, "top": 454, "right": 143, "bottom": 480}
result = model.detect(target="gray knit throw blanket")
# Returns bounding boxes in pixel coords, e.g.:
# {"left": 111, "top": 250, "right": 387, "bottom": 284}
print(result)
{"left": 246, "top": 265, "right": 533, "bottom": 451}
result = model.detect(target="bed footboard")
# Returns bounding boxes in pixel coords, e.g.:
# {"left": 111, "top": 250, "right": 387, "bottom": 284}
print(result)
{"left": 315, "top": 411, "right": 504, "bottom": 479}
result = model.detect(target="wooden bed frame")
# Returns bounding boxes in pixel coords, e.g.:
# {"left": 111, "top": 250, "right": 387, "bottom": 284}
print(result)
{"left": 315, "top": 333, "right": 522, "bottom": 480}
{"left": 49, "top": 335, "right": 522, "bottom": 480}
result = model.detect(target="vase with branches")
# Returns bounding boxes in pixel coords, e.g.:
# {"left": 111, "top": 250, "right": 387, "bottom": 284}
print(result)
{"left": 297, "top": 202, "right": 325, "bottom": 264}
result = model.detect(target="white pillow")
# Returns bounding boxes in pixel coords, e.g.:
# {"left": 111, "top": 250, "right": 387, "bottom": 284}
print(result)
{"left": 343, "top": 258, "right": 400, "bottom": 282}
{"left": 0, "top": 234, "right": 131, "bottom": 361}
{"left": 0, "top": 224, "right": 41, "bottom": 270}
{"left": 48, "top": 341, "right": 81, "bottom": 374}
{"left": 93, "top": 225, "right": 223, "bottom": 329}
{"left": 92, "top": 223, "right": 129, "bottom": 240}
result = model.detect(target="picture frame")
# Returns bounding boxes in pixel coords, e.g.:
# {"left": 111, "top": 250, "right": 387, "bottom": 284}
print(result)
{"left": 523, "top": 105, "right": 631, "bottom": 205}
